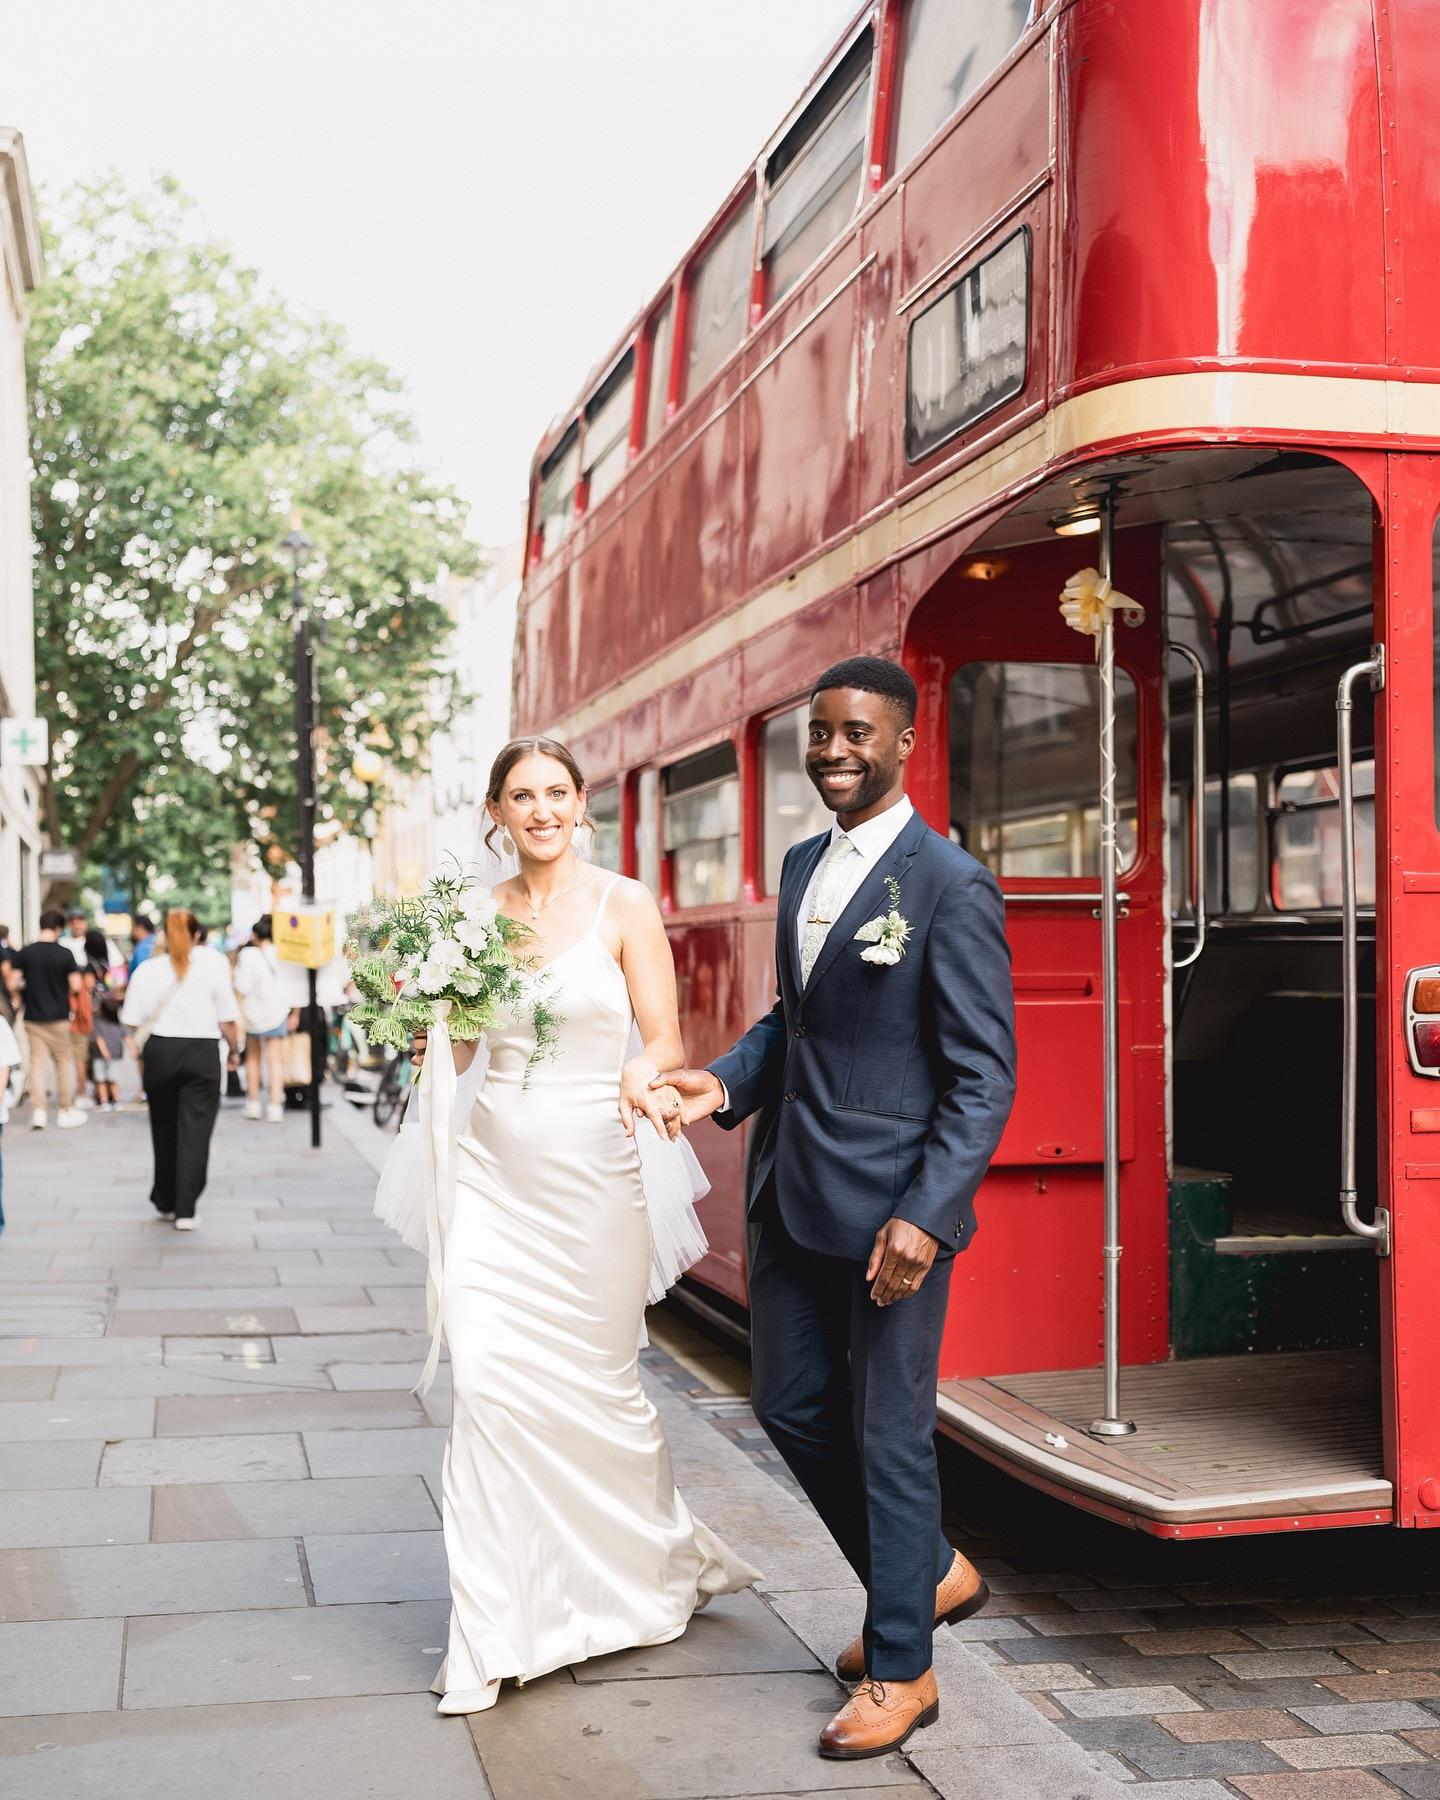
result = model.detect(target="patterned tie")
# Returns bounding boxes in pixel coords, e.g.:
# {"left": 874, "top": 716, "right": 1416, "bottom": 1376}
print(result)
{"left": 800, "top": 836, "right": 858, "bottom": 985}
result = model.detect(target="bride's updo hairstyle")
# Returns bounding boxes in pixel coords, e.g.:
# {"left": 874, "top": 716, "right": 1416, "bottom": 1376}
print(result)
{"left": 484, "top": 736, "right": 595, "bottom": 855}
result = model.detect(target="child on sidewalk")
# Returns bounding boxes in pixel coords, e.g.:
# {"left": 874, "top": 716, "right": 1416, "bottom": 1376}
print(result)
{"left": 93, "top": 987, "right": 126, "bottom": 1112}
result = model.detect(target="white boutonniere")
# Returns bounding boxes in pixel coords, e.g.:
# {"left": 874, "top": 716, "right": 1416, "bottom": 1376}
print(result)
{"left": 854, "top": 875, "right": 911, "bottom": 967}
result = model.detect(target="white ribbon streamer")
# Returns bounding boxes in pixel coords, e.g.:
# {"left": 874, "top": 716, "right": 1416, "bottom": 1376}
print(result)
{"left": 416, "top": 1000, "right": 456, "bottom": 1396}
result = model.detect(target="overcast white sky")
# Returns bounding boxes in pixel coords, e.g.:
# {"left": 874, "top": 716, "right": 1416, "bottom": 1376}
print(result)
{"left": 0, "top": 0, "right": 853, "bottom": 545}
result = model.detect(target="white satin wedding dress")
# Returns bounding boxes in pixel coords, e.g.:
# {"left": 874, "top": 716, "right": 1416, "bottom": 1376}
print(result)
{"left": 429, "top": 877, "right": 759, "bottom": 1714}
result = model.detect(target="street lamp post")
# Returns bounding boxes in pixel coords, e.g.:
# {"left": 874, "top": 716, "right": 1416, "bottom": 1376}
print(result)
{"left": 282, "top": 523, "right": 324, "bottom": 1151}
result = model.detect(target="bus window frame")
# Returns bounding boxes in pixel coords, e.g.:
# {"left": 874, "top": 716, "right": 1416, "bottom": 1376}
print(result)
{"left": 758, "top": 23, "right": 876, "bottom": 317}
{"left": 904, "top": 226, "right": 1031, "bottom": 466}
{"left": 533, "top": 420, "right": 581, "bottom": 563}
{"left": 659, "top": 736, "right": 743, "bottom": 915}
{"left": 636, "top": 290, "right": 677, "bottom": 451}
{"left": 579, "top": 347, "right": 638, "bottom": 518}
{"left": 1268, "top": 754, "right": 1378, "bottom": 916}
{"left": 756, "top": 698, "right": 830, "bottom": 898}
{"left": 948, "top": 653, "right": 1144, "bottom": 888}
{"left": 878, "top": 0, "right": 1049, "bottom": 188}
{"left": 677, "top": 189, "right": 760, "bottom": 412}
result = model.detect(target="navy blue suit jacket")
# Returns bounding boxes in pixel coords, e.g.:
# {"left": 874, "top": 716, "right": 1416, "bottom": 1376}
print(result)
{"left": 708, "top": 808, "right": 1016, "bottom": 1263}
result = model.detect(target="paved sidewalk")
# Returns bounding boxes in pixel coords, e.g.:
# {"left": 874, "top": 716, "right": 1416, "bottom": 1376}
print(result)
{"left": 0, "top": 1091, "right": 1122, "bottom": 1800}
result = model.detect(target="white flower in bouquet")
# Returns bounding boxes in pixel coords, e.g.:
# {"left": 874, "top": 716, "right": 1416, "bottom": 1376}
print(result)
{"left": 416, "top": 939, "right": 465, "bottom": 995}
{"left": 459, "top": 888, "right": 501, "bottom": 927}
{"left": 452, "top": 914, "right": 494, "bottom": 956}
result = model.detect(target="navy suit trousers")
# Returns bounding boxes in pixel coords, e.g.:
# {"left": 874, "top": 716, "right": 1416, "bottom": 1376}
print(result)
{"left": 748, "top": 1189, "right": 954, "bottom": 1680}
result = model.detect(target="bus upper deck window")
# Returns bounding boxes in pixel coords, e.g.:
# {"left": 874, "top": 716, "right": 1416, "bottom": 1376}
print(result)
{"left": 642, "top": 300, "right": 673, "bottom": 449}
{"left": 684, "top": 205, "right": 753, "bottom": 401}
{"left": 891, "top": 0, "right": 1030, "bottom": 175}
{"left": 583, "top": 352, "right": 635, "bottom": 513}
{"left": 536, "top": 425, "right": 579, "bottom": 559}
{"left": 762, "top": 31, "right": 872, "bottom": 309}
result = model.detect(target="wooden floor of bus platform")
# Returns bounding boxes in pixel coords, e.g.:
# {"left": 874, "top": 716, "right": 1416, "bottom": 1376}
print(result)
{"left": 938, "top": 1350, "right": 1389, "bottom": 1527}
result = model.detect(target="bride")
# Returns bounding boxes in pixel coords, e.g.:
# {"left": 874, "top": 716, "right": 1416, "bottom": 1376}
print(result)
{"left": 409, "top": 734, "right": 759, "bottom": 1717}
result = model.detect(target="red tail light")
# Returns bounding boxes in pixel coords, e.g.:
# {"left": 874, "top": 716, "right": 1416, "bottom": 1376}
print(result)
{"left": 1406, "top": 966, "right": 1440, "bottom": 1078}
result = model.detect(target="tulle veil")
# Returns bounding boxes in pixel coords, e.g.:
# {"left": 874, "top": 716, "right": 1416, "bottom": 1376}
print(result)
{"left": 370, "top": 811, "right": 710, "bottom": 1385}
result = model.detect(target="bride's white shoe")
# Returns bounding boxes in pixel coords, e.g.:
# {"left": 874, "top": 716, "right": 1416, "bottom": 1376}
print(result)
{"left": 435, "top": 1679, "right": 500, "bottom": 1716}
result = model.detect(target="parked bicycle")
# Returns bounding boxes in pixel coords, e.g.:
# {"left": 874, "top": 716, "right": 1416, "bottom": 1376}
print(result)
{"left": 373, "top": 1042, "right": 412, "bottom": 1129}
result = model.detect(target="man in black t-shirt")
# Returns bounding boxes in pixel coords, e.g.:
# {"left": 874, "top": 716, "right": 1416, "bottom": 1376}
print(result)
{"left": 14, "top": 910, "right": 84, "bottom": 1130}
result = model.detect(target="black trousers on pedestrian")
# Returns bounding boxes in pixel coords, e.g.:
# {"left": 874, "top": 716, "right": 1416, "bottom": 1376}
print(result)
{"left": 748, "top": 1189, "right": 954, "bottom": 1681}
{"left": 141, "top": 1037, "right": 221, "bottom": 1220}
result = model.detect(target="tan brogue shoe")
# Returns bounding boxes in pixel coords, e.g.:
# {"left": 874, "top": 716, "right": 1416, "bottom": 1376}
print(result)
{"left": 832, "top": 1549, "right": 990, "bottom": 1682}
{"left": 818, "top": 1670, "right": 939, "bottom": 1759}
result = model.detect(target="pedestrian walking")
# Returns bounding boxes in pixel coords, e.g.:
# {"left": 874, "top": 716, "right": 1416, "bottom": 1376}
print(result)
{"left": 92, "top": 985, "right": 125, "bottom": 1112}
{"left": 12, "top": 910, "right": 86, "bottom": 1131}
{"left": 120, "top": 909, "right": 241, "bottom": 1229}
{"left": 0, "top": 1008, "right": 20, "bottom": 1230}
{"left": 233, "top": 914, "right": 296, "bottom": 1123}
{"left": 60, "top": 909, "right": 90, "bottom": 968}
{"left": 128, "top": 914, "right": 156, "bottom": 978}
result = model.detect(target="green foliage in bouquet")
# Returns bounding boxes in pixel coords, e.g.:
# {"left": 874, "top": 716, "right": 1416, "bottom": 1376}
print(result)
{"left": 345, "top": 864, "right": 561, "bottom": 1084}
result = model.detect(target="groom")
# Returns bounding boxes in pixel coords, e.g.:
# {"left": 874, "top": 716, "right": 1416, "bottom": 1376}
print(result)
{"left": 659, "top": 657, "right": 1016, "bottom": 1759}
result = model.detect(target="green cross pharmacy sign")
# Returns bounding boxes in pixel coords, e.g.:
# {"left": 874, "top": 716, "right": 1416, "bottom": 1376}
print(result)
{"left": 0, "top": 718, "right": 48, "bottom": 766}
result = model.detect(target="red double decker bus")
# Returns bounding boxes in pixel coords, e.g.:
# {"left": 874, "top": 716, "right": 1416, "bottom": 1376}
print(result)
{"left": 513, "top": 0, "right": 1440, "bottom": 1539}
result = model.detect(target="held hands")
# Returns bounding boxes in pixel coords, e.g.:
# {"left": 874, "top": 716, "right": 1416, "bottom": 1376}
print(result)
{"left": 867, "top": 1217, "right": 940, "bottom": 1307}
{"left": 650, "top": 1067, "right": 725, "bottom": 1129}
{"left": 621, "top": 1056, "right": 683, "bottom": 1142}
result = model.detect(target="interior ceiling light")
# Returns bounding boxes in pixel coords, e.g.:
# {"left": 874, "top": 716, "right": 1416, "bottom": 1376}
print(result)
{"left": 1051, "top": 506, "right": 1103, "bottom": 537}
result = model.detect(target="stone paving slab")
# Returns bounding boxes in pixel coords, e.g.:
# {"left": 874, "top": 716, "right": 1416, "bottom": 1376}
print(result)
{"left": 0, "top": 1440, "right": 103, "bottom": 1490}
{"left": 0, "top": 1617, "right": 124, "bottom": 1717}
{"left": 99, "top": 1432, "right": 308, "bottom": 1485}
{"left": 0, "top": 1538, "right": 306, "bottom": 1622}
{"left": 105, "top": 1307, "right": 302, "bottom": 1336}
{"left": 271, "top": 1330, "right": 433, "bottom": 1364}
{"left": 150, "top": 1474, "right": 439, "bottom": 1541}
{"left": 0, "top": 1486, "right": 150, "bottom": 1550}
{"left": 0, "top": 1336, "right": 163, "bottom": 1366}
{"left": 303, "top": 1529, "right": 448, "bottom": 1603}
{"left": 53, "top": 1361, "right": 334, "bottom": 1397}
{"left": 573, "top": 1588, "right": 820, "bottom": 1681}
{"left": 0, "top": 1366, "right": 58, "bottom": 1398}
{"left": 154, "top": 1387, "right": 425, "bottom": 1435}
{"left": 301, "top": 1424, "right": 447, "bottom": 1478}
{"left": 121, "top": 1598, "right": 450, "bottom": 1707}
{"left": 468, "top": 1669, "right": 921, "bottom": 1800}
{"left": 0, "top": 1693, "right": 487, "bottom": 1799}
{"left": 0, "top": 1397, "right": 154, "bottom": 1442}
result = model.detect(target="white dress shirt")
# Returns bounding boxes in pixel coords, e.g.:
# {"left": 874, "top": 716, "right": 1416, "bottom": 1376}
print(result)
{"left": 794, "top": 795, "right": 914, "bottom": 961}
{"left": 715, "top": 795, "right": 914, "bottom": 1111}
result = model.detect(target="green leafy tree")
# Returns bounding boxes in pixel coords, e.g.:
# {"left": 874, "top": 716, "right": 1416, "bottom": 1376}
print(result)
{"left": 28, "top": 175, "right": 479, "bottom": 911}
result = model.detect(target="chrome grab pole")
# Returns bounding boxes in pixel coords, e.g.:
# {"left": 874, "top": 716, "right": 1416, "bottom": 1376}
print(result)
{"left": 1169, "top": 643, "right": 1207, "bottom": 970}
{"left": 1337, "top": 649, "right": 1390, "bottom": 1256}
{"left": 1089, "top": 497, "right": 1136, "bottom": 1438}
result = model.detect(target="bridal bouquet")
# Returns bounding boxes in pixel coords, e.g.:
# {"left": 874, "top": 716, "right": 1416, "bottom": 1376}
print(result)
{"left": 345, "top": 865, "right": 560, "bottom": 1083}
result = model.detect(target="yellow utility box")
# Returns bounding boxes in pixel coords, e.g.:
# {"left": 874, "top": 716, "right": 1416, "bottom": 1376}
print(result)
{"left": 274, "top": 906, "right": 336, "bottom": 970}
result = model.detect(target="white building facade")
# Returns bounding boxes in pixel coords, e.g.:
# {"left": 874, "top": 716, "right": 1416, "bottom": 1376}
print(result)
{"left": 0, "top": 131, "right": 43, "bottom": 945}
{"left": 429, "top": 544, "right": 523, "bottom": 872}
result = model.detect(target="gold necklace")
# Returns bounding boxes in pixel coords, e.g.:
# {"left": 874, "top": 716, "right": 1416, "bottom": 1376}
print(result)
{"left": 518, "top": 869, "right": 581, "bottom": 921}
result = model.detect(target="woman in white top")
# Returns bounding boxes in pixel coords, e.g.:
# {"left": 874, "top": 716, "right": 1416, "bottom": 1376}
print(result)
{"left": 120, "top": 909, "right": 240, "bottom": 1230}
{"left": 234, "top": 913, "right": 298, "bottom": 1123}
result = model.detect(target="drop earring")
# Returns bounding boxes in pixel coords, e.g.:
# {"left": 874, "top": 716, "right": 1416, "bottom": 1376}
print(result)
{"left": 502, "top": 833, "right": 515, "bottom": 857}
